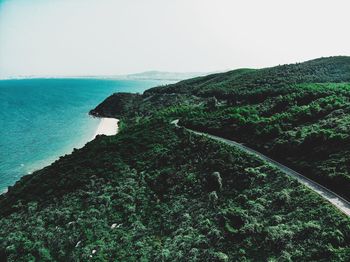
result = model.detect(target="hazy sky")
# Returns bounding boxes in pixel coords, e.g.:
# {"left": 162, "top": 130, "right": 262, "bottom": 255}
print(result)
{"left": 0, "top": 0, "right": 350, "bottom": 78}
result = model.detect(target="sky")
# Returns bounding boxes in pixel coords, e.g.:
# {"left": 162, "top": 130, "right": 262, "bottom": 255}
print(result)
{"left": 0, "top": 0, "right": 350, "bottom": 78}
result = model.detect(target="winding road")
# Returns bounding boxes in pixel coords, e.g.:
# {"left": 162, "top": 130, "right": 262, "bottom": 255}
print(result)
{"left": 172, "top": 120, "right": 350, "bottom": 217}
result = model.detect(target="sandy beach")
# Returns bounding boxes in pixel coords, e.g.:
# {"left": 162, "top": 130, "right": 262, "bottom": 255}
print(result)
{"left": 93, "top": 117, "right": 119, "bottom": 138}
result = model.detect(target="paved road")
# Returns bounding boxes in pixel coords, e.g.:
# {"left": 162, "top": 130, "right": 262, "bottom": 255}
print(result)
{"left": 172, "top": 120, "right": 350, "bottom": 217}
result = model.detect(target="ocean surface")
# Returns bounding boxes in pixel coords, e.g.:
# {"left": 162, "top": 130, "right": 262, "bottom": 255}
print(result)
{"left": 0, "top": 78, "right": 170, "bottom": 193}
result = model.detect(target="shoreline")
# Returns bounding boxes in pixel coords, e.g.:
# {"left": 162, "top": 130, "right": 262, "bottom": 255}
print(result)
{"left": 93, "top": 117, "right": 119, "bottom": 139}
{"left": 1, "top": 117, "right": 119, "bottom": 195}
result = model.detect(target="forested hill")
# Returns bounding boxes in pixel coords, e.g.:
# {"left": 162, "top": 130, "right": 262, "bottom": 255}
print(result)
{"left": 91, "top": 56, "right": 350, "bottom": 117}
{"left": 1, "top": 57, "right": 350, "bottom": 261}
{"left": 91, "top": 56, "right": 350, "bottom": 200}
{"left": 145, "top": 56, "right": 350, "bottom": 96}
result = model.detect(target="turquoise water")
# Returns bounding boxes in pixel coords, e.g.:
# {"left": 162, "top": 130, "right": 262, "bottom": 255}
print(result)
{"left": 0, "top": 78, "right": 169, "bottom": 192}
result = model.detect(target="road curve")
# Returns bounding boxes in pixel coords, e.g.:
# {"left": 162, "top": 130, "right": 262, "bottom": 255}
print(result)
{"left": 172, "top": 120, "right": 350, "bottom": 217}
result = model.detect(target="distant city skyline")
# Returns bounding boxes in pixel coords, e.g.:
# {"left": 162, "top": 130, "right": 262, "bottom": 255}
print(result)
{"left": 1, "top": 0, "right": 350, "bottom": 78}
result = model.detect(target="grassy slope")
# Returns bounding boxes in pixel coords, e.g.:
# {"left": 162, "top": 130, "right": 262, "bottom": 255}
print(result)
{"left": 0, "top": 119, "right": 349, "bottom": 261}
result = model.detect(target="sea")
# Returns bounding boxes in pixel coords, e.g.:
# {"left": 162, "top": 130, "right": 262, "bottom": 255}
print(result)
{"left": 0, "top": 78, "right": 170, "bottom": 193}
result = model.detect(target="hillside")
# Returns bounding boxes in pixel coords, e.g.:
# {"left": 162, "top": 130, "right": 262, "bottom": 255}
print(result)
{"left": 91, "top": 56, "right": 350, "bottom": 200}
{"left": 1, "top": 118, "right": 350, "bottom": 261}
{"left": 1, "top": 57, "right": 350, "bottom": 261}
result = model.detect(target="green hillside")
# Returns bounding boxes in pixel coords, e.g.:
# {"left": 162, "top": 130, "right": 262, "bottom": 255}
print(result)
{"left": 1, "top": 57, "right": 350, "bottom": 261}
{"left": 91, "top": 56, "right": 350, "bottom": 200}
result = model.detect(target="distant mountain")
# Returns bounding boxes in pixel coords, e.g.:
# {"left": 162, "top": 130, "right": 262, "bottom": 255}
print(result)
{"left": 116, "top": 70, "right": 210, "bottom": 81}
{"left": 0, "top": 71, "right": 210, "bottom": 81}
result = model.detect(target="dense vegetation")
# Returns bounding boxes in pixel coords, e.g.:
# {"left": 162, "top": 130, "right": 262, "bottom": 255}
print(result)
{"left": 1, "top": 56, "right": 350, "bottom": 261}
{"left": 1, "top": 118, "right": 350, "bottom": 261}
{"left": 179, "top": 82, "right": 350, "bottom": 200}
{"left": 91, "top": 56, "right": 350, "bottom": 200}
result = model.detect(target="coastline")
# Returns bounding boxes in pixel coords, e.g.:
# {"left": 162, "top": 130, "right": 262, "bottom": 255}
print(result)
{"left": 0, "top": 117, "right": 119, "bottom": 195}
